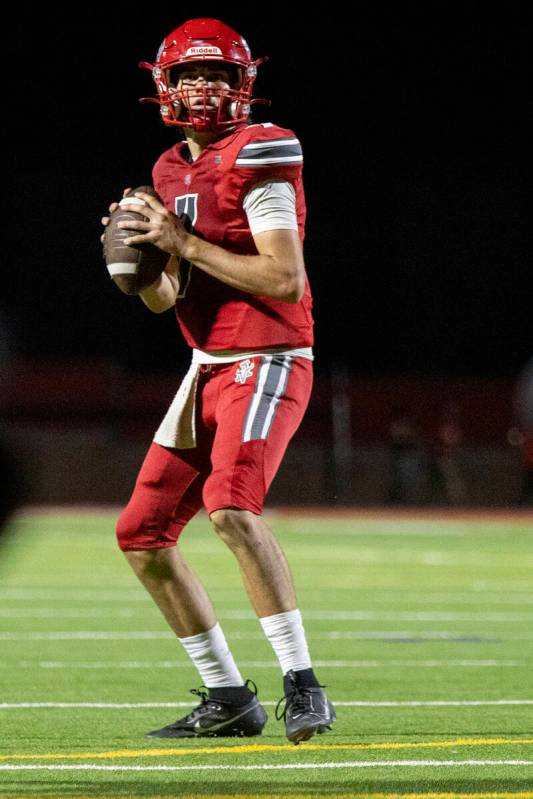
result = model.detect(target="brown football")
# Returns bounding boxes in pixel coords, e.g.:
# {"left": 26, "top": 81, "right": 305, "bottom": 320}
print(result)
{"left": 103, "top": 185, "right": 169, "bottom": 296}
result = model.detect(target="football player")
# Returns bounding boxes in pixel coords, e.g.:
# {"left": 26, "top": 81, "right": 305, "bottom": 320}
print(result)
{"left": 101, "top": 18, "right": 335, "bottom": 744}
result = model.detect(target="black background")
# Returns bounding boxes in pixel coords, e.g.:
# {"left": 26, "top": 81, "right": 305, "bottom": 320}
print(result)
{"left": 6, "top": 5, "right": 531, "bottom": 377}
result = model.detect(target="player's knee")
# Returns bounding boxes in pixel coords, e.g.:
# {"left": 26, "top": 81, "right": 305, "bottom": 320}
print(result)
{"left": 123, "top": 546, "right": 178, "bottom": 582}
{"left": 210, "top": 508, "right": 258, "bottom": 547}
{"left": 116, "top": 503, "right": 165, "bottom": 552}
{"left": 116, "top": 505, "right": 141, "bottom": 551}
{"left": 116, "top": 499, "right": 184, "bottom": 551}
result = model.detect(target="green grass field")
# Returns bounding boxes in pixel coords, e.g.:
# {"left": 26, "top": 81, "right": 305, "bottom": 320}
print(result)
{"left": 0, "top": 508, "right": 532, "bottom": 798}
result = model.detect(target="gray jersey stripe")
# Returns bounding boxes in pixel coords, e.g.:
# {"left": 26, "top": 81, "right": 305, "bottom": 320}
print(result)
{"left": 240, "top": 137, "right": 300, "bottom": 149}
{"left": 238, "top": 142, "right": 303, "bottom": 157}
{"left": 236, "top": 143, "right": 303, "bottom": 162}
{"left": 238, "top": 137, "right": 300, "bottom": 153}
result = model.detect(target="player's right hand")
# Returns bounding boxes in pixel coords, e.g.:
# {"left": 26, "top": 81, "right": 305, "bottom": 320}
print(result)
{"left": 100, "top": 187, "right": 132, "bottom": 244}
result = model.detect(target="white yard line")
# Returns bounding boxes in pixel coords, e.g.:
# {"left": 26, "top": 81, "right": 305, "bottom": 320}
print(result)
{"left": 1, "top": 700, "right": 532, "bottom": 709}
{"left": 1, "top": 588, "right": 532, "bottom": 602}
{"left": 0, "top": 608, "right": 138, "bottom": 618}
{"left": 275, "top": 552, "right": 533, "bottom": 566}
{"left": 2, "top": 629, "right": 533, "bottom": 641}
{"left": 0, "top": 631, "right": 175, "bottom": 640}
{"left": 1, "top": 659, "right": 526, "bottom": 669}
{"left": 223, "top": 610, "right": 533, "bottom": 621}
{"left": 287, "top": 529, "right": 470, "bottom": 536}
{"left": 0, "top": 589, "right": 150, "bottom": 601}
{"left": 0, "top": 760, "right": 532, "bottom": 772}
{"left": 397, "top": 593, "right": 533, "bottom": 605}
{"left": 2, "top": 597, "right": 533, "bottom": 611}
{"left": 2, "top": 609, "right": 533, "bottom": 621}
{"left": 320, "top": 631, "right": 507, "bottom": 640}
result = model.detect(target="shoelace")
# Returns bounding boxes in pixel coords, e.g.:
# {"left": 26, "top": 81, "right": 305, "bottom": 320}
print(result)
{"left": 275, "top": 682, "right": 326, "bottom": 722}
{"left": 183, "top": 678, "right": 259, "bottom": 723}
{"left": 181, "top": 686, "right": 221, "bottom": 723}
{"left": 244, "top": 678, "right": 258, "bottom": 696}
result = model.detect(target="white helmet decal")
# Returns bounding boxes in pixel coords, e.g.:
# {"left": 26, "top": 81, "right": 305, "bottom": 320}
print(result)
{"left": 185, "top": 46, "right": 223, "bottom": 57}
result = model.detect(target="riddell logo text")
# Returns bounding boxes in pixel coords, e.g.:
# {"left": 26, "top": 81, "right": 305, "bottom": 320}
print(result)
{"left": 186, "top": 46, "right": 223, "bottom": 56}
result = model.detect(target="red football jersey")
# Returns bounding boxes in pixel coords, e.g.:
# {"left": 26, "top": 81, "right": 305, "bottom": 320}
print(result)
{"left": 152, "top": 122, "right": 314, "bottom": 350}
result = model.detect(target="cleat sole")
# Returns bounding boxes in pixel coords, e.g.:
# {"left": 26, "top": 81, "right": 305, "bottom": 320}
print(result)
{"left": 287, "top": 712, "right": 335, "bottom": 744}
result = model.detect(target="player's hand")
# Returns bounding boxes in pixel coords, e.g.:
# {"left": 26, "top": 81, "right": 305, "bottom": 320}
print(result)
{"left": 116, "top": 191, "right": 191, "bottom": 257}
{"left": 100, "top": 187, "right": 132, "bottom": 244}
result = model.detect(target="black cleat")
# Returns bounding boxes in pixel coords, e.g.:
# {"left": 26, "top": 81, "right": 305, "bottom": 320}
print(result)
{"left": 145, "top": 678, "right": 268, "bottom": 739}
{"left": 275, "top": 669, "right": 336, "bottom": 744}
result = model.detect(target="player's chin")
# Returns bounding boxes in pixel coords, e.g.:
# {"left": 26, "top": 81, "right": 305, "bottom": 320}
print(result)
{"left": 189, "top": 108, "right": 218, "bottom": 120}
{"left": 184, "top": 114, "right": 220, "bottom": 131}
{"left": 186, "top": 100, "right": 220, "bottom": 115}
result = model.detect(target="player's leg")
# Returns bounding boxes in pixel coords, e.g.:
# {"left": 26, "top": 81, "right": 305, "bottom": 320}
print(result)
{"left": 204, "top": 356, "right": 311, "bottom": 618}
{"left": 210, "top": 507, "right": 334, "bottom": 743}
{"left": 204, "top": 355, "right": 311, "bottom": 618}
{"left": 123, "top": 534, "right": 216, "bottom": 637}
{"left": 204, "top": 355, "right": 335, "bottom": 742}
{"left": 210, "top": 507, "right": 296, "bottom": 616}
{"left": 117, "top": 441, "right": 216, "bottom": 634}
{"left": 116, "top": 418, "right": 266, "bottom": 737}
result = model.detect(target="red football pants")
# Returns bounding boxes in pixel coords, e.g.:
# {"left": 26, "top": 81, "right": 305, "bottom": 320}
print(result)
{"left": 116, "top": 354, "right": 313, "bottom": 550}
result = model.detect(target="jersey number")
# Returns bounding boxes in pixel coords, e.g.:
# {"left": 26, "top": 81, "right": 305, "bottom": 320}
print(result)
{"left": 174, "top": 193, "right": 198, "bottom": 299}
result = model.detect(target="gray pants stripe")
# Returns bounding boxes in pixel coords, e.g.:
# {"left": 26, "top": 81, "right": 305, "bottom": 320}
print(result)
{"left": 242, "top": 356, "right": 293, "bottom": 442}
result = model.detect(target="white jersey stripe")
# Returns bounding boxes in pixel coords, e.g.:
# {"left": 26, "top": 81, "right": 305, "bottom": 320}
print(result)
{"left": 235, "top": 156, "right": 303, "bottom": 166}
{"left": 239, "top": 138, "right": 300, "bottom": 150}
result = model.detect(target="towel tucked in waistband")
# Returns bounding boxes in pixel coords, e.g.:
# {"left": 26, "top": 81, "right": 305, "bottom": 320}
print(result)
{"left": 153, "top": 346, "right": 313, "bottom": 450}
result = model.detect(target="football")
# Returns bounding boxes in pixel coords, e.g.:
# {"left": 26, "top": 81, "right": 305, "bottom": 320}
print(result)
{"left": 103, "top": 185, "right": 169, "bottom": 296}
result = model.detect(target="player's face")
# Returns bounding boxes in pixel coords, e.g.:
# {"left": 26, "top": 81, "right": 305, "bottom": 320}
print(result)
{"left": 169, "top": 62, "right": 239, "bottom": 124}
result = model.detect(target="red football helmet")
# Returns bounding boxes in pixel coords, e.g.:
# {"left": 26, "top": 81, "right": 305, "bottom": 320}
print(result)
{"left": 139, "top": 18, "right": 269, "bottom": 131}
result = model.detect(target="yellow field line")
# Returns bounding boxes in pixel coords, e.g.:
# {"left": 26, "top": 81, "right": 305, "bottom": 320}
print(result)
{"left": 3, "top": 793, "right": 533, "bottom": 799}
{"left": 1, "top": 736, "right": 532, "bottom": 761}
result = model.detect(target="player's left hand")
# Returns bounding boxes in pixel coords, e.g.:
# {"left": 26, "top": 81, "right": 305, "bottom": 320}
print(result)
{"left": 118, "top": 192, "right": 191, "bottom": 256}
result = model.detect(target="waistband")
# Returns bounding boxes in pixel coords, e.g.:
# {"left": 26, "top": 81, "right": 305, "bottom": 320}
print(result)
{"left": 192, "top": 346, "right": 314, "bottom": 365}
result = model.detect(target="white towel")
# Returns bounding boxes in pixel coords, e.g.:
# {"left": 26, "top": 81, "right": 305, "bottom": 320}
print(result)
{"left": 153, "top": 362, "right": 199, "bottom": 449}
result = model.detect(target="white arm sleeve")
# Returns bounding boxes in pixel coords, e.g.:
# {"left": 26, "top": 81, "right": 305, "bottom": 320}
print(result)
{"left": 242, "top": 179, "right": 298, "bottom": 235}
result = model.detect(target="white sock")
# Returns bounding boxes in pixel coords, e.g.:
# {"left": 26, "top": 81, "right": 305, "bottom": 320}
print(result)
{"left": 259, "top": 608, "right": 312, "bottom": 674}
{"left": 178, "top": 622, "right": 244, "bottom": 688}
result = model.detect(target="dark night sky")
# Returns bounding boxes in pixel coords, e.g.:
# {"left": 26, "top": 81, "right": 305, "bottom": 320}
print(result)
{"left": 6, "top": 6, "right": 531, "bottom": 377}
